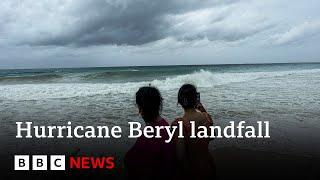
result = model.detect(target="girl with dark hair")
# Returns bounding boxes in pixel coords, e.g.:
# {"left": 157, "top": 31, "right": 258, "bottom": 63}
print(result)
{"left": 172, "top": 84, "right": 216, "bottom": 180}
{"left": 124, "top": 86, "right": 174, "bottom": 179}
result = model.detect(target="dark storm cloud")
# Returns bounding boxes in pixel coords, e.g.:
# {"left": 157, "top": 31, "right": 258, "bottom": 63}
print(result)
{"left": 2, "top": 0, "right": 249, "bottom": 47}
{"left": 43, "top": 1, "right": 174, "bottom": 46}
{"left": 1, "top": 0, "right": 320, "bottom": 68}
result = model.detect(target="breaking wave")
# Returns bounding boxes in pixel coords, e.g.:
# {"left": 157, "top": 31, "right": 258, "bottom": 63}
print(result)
{"left": 1, "top": 68, "right": 320, "bottom": 100}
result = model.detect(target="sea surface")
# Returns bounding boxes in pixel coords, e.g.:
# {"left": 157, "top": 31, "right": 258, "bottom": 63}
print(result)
{"left": 0, "top": 63, "right": 320, "bottom": 158}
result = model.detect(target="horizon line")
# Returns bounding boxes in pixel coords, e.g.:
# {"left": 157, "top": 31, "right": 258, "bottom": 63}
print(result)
{"left": 0, "top": 61, "right": 319, "bottom": 70}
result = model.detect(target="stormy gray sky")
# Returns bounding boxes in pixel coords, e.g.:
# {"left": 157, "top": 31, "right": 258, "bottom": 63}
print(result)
{"left": 0, "top": 0, "right": 320, "bottom": 69}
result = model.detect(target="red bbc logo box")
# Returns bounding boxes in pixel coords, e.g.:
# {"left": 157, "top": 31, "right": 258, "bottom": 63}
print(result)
{"left": 14, "top": 155, "right": 65, "bottom": 170}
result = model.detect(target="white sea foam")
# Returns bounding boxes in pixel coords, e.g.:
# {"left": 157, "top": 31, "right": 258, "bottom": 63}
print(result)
{"left": 1, "top": 68, "right": 320, "bottom": 100}
{"left": 150, "top": 68, "right": 320, "bottom": 88}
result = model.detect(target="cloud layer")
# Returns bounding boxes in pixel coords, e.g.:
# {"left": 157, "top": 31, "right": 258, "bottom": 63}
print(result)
{"left": 0, "top": 0, "right": 319, "bottom": 68}
{"left": 271, "top": 21, "right": 320, "bottom": 45}
{"left": 0, "top": 0, "right": 274, "bottom": 46}
{"left": 0, "top": 0, "right": 233, "bottom": 46}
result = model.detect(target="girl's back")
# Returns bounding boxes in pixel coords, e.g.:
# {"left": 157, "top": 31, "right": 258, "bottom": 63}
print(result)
{"left": 172, "top": 111, "right": 215, "bottom": 179}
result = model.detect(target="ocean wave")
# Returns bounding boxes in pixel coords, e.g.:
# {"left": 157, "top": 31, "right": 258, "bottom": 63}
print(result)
{"left": 150, "top": 68, "right": 320, "bottom": 88}
{"left": 83, "top": 72, "right": 116, "bottom": 80}
{"left": 82, "top": 69, "right": 140, "bottom": 80}
{"left": 119, "top": 69, "right": 139, "bottom": 72}
{"left": 0, "top": 74, "right": 63, "bottom": 83}
{"left": 1, "top": 68, "right": 320, "bottom": 100}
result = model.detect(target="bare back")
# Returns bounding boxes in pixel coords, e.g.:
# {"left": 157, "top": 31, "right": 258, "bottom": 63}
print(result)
{"left": 172, "top": 110, "right": 215, "bottom": 179}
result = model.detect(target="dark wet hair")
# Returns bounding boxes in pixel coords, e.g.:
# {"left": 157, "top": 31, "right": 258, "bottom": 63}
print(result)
{"left": 178, "top": 84, "right": 197, "bottom": 109}
{"left": 136, "top": 86, "right": 163, "bottom": 123}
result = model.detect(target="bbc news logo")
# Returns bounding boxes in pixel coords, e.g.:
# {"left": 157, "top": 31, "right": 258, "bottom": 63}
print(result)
{"left": 15, "top": 155, "right": 65, "bottom": 170}
{"left": 14, "top": 155, "right": 115, "bottom": 171}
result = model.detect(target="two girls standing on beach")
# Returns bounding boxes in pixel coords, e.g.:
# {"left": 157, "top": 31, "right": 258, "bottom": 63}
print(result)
{"left": 125, "top": 84, "right": 215, "bottom": 180}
